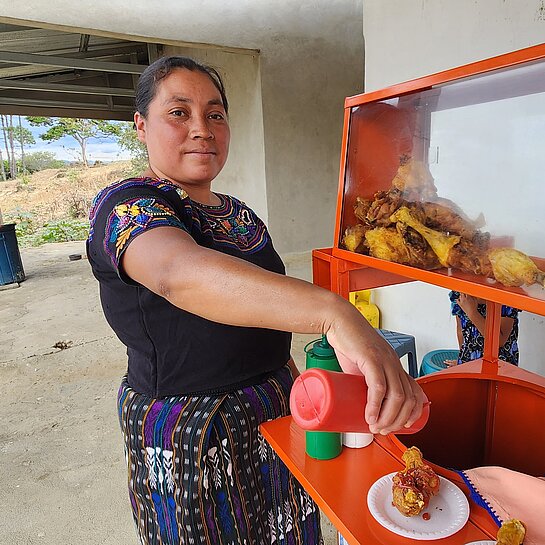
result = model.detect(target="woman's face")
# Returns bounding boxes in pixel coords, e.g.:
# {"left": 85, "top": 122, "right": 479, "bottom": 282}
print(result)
{"left": 134, "top": 68, "right": 230, "bottom": 188}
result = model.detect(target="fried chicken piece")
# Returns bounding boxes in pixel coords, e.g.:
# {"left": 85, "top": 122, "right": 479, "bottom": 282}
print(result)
{"left": 342, "top": 224, "right": 370, "bottom": 253}
{"left": 354, "top": 197, "right": 373, "bottom": 223}
{"left": 391, "top": 157, "right": 438, "bottom": 201}
{"left": 496, "top": 519, "right": 526, "bottom": 545}
{"left": 396, "top": 223, "right": 441, "bottom": 270}
{"left": 448, "top": 238, "right": 493, "bottom": 277}
{"left": 488, "top": 248, "right": 545, "bottom": 287}
{"left": 365, "top": 189, "right": 405, "bottom": 226}
{"left": 392, "top": 447, "right": 441, "bottom": 517}
{"left": 365, "top": 227, "right": 410, "bottom": 263}
{"left": 390, "top": 206, "right": 461, "bottom": 267}
{"left": 418, "top": 200, "right": 480, "bottom": 239}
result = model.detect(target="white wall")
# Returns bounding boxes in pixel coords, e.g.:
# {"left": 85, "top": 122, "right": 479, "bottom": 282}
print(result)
{"left": 362, "top": 0, "right": 545, "bottom": 376}
{"left": 0, "top": 0, "right": 364, "bottom": 253}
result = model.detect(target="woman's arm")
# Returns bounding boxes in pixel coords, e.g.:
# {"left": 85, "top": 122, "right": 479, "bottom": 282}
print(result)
{"left": 122, "top": 226, "right": 425, "bottom": 435}
{"left": 457, "top": 294, "right": 514, "bottom": 346}
{"left": 456, "top": 316, "right": 463, "bottom": 348}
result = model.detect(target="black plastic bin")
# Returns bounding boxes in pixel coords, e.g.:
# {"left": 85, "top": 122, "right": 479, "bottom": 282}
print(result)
{"left": 0, "top": 223, "right": 25, "bottom": 285}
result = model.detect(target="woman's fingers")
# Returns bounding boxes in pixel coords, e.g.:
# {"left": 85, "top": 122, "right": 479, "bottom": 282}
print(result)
{"left": 369, "top": 364, "right": 417, "bottom": 434}
{"left": 325, "top": 320, "right": 425, "bottom": 435}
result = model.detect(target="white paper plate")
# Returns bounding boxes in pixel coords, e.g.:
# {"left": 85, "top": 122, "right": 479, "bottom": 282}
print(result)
{"left": 367, "top": 472, "right": 470, "bottom": 540}
{"left": 464, "top": 542, "right": 495, "bottom": 545}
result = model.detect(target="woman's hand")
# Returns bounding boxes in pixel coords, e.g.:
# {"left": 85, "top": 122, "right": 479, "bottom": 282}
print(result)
{"left": 457, "top": 293, "right": 480, "bottom": 320}
{"left": 325, "top": 304, "right": 426, "bottom": 436}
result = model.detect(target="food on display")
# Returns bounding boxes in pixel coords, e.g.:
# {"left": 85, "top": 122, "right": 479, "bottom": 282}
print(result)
{"left": 391, "top": 446, "right": 440, "bottom": 517}
{"left": 342, "top": 157, "right": 545, "bottom": 288}
{"left": 495, "top": 518, "right": 526, "bottom": 545}
{"left": 488, "top": 248, "right": 545, "bottom": 288}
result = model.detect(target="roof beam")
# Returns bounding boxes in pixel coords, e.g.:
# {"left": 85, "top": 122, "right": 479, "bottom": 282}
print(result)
{"left": 0, "top": 51, "right": 147, "bottom": 74}
{"left": 79, "top": 34, "right": 90, "bottom": 53}
{"left": 0, "top": 96, "right": 134, "bottom": 111}
{"left": 0, "top": 103, "right": 132, "bottom": 121}
{"left": 0, "top": 79, "right": 134, "bottom": 97}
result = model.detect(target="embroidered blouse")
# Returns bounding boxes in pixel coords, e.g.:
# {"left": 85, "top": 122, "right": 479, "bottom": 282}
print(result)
{"left": 449, "top": 291, "right": 520, "bottom": 365}
{"left": 87, "top": 177, "right": 291, "bottom": 397}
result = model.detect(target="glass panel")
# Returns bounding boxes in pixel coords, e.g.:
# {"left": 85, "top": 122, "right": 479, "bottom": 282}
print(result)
{"left": 340, "top": 55, "right": 545, "bottom": 299}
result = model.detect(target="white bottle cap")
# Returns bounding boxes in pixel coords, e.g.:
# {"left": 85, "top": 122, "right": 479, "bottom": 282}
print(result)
{"left": 342, "top": 432, "right": 373, "bottom": 448}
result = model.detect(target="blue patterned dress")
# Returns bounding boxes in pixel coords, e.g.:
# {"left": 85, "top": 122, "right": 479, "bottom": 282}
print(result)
{"left": 449, "top": 291, "right": 520, "bottom": 365}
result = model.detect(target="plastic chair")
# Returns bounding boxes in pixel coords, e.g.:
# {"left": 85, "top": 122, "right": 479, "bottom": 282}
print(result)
{"left": 420, "top": 349, "right": 459, "bottom": 376}
{"left": 376, "top": 329, "right": 418, "bottom": 378}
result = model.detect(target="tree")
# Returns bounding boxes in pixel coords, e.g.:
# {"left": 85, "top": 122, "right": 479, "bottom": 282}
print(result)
{"left": 9, "top": 122, "right": 35, "bottom": 175}
{"left": 1, "top": 115, "right": 16, "bottom": 178}
{"left": 23, "top": 151, "right": 64, "bottom": 173}
{"left": 26, "top": 117, "right": 122, "bottom": 167}
{"left": 117, "top": 122, "right": 148, "bottom": 173}
{"left": 0, "top": 116, "right": 36, "bottom": 178}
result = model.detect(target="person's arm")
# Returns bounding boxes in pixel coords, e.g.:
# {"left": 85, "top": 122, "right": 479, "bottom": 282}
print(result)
{"left": 122, "top": 226, "right": 425, "bottom": 435}
{"left": 457, "top": 294, "right": 514, "bottom": 346}
{"left": 455, "top": 316, "right": 463, "bottom": 348}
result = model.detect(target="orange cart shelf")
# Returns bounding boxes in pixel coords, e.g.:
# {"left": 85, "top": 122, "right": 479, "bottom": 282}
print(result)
{"left": 260, "top": 417, "right": 493, "bottom": 545}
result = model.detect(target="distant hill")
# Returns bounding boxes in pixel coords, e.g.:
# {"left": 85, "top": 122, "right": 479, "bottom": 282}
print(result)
{"left": 0, "top": 160, "right": 134, "bottom": 245}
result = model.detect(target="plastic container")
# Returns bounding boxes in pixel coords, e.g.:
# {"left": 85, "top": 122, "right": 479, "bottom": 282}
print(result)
{"left": 0, "top": 223, "right": 25, "bottom": 286}
{"left": 420, "top": 349, "right": 459, "bottom": 376}
{"left": 304, "top": 337, "right": 343, "bottom": 460}
{"left": 290, "top": 368, "right": 430, "bottom": 434}
{"left": 349, "top": 289, "right": 380, "bottom": 327}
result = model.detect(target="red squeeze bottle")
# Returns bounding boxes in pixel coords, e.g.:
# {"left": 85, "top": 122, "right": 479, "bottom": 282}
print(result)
{"left": 290, "top": 368, "right": 430, "bottom": 434}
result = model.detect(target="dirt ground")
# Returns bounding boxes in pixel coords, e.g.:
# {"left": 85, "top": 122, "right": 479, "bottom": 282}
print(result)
{"left": 0, "top": 241, "right": 337, "bottom": 545}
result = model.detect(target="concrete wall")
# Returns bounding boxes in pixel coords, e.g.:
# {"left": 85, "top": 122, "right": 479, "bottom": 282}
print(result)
{"left": 362, "top": 0, "right": 545, "bottom": 376}
{"left": 0, "top": 0, "right": 364, "bottom": 253}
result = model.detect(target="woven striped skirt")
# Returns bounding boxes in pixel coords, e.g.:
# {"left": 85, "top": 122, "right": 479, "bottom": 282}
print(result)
{"left": 117, "top": 365, "right": 323, "bottom": 545}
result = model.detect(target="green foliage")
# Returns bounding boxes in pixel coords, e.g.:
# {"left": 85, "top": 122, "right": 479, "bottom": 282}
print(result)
{"left": 16, "top": 219, "right": 89, "bottom": 247}
{"left": 19, "top": 174, "right": 31, "bottom": 186}
{"left": 5, "top": 125, "right": 35, "bottom": 146}
{"left": 117, "top": 122, "right": 148, "bottom": 175}
{"left": 23, "top": 151, "right": 65, "bottom": 173}
{"left": 8, "top": 208, "right": 36, "bottom": 237}
{"left": 39, "top": 219, "right": 89, "bottom": 244}
{"left": 7, "top": 207, "right": 89, "bottom": 247}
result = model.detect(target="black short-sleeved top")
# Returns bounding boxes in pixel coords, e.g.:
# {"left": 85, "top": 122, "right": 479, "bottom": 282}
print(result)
{"left": 87, "top": 177, "right": 291, "bottom": 397}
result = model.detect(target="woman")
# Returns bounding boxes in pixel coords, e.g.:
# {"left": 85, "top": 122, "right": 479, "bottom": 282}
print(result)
{"left": 87, "top": 56, "right": 425, "bottom": 545}
{"left": 449, "top": 291, "right": 520, "bottom": 365}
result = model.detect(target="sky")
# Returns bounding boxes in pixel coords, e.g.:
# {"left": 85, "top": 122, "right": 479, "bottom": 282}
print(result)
{"left": 11, "top": 116, "right": 132, "bottom": 163}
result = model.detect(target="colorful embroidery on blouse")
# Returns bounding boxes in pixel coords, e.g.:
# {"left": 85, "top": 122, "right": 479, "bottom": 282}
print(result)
{"left": 88, "top": 177, "right": 188, "bottom": 242}
{"left": 199, "top": 195, "right": 269, "bottom": 253}
{"left": 105, "top": 197, "right": 186, "bottom": 267}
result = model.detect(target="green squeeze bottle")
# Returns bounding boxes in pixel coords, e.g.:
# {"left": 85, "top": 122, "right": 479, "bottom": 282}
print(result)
{"left": 304, "top": 335, "right": 343, "bottom": 460}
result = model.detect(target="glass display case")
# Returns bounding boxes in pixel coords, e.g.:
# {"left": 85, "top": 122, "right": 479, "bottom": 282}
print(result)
{"left": 262, "top": 44, "right": 545, "bottom": 545}
{"left": 333, "top": 43, "right": 545, "bottom": 316}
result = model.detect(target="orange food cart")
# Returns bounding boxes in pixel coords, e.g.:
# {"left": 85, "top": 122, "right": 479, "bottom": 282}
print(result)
{"left": 261, "top": 43, "right": 545, "bottom": 544}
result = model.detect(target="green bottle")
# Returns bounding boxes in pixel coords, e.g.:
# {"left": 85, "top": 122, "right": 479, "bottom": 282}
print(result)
{"left": 304, "top": 335, "right": 343, "bottom": 460}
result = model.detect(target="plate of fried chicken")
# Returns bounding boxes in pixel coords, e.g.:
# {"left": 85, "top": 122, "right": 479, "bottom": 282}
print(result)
{"left": 367, "top": 447, "right": 470, "bottom": 540}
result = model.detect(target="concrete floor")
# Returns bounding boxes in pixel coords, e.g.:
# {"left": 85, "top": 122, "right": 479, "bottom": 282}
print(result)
{"left": 0, "top": 242, "right": 338, "bottom": 545}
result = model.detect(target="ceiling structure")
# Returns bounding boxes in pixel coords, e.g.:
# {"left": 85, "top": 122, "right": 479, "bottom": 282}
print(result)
{"left": 0, "top": 23, "right": 158, "bottom": 121}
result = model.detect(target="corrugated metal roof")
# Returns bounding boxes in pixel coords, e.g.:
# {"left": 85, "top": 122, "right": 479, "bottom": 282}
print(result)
{"left": 0, "top": 23, "right": 156, "bottom": 120}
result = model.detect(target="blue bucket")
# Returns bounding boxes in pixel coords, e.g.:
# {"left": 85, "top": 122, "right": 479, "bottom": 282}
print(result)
{"left": 0, "top": 223, "right": 25, "bottom": 285}
{"left": 420, "top": 349, "right": 459, "bottom": 376}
